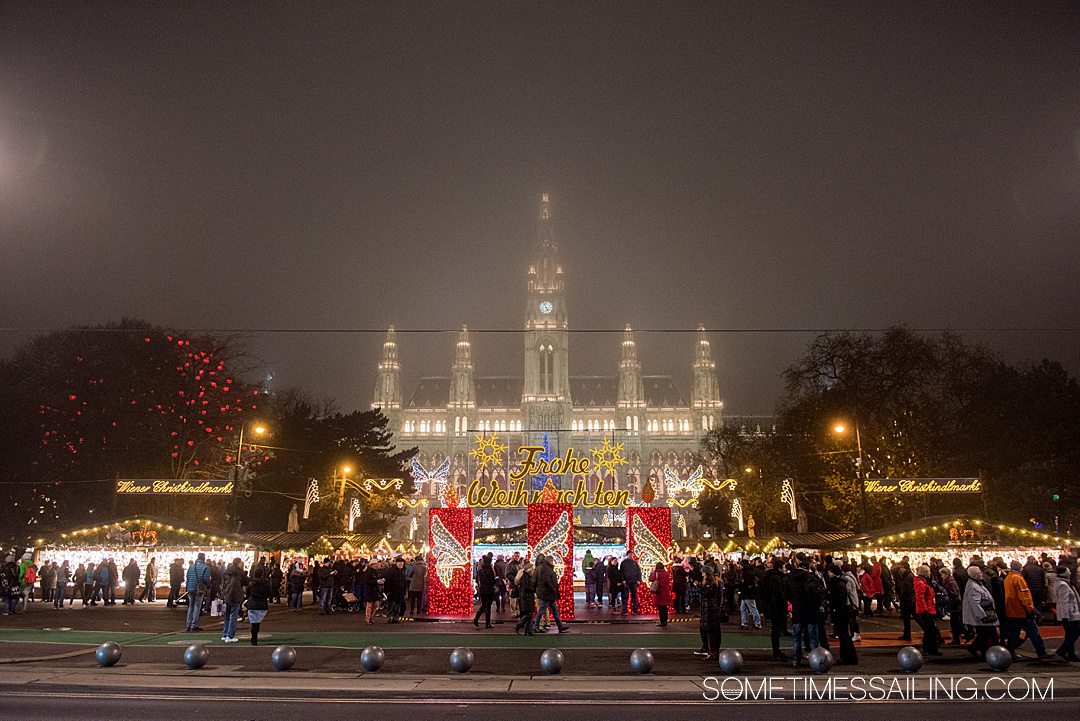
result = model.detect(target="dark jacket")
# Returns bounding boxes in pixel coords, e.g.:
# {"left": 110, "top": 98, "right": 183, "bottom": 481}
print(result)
{"left": 384, "top": 565, "right": 406, "bottom": 601}
{"left": 606, "top": 562, "right": 624, "bottom": 591}
{"left": 620, "top": 558, "right": 642, "bottom": 586}
{"left": 122, "top": 562, "right": 140, "bottom": 587}
{"left": 786, "top": 566, "right": 825, "bottom": 624}
{"left": 700, "top": 581, "right": 724, "bottom": 631}
{"left": 476, "top": 561, "right": 496, "bottom": 599}
{"left": 760, "top": 567, "right": 787, "bottom": 612}
{"left": 1022, "top": 561, "right": 1046, "bottom": 596}
{"left": 828, "top": 575, "right": 851, "bottom": 621}
{"left": 738, "top": 567, "right": 758, "bottom": 602}
{"left": 246, "top": 577, "right": 271, "bottom": 611}
{"left": 517, "top": 568, "right": 537, "bottom": 614}
{"left": 896, "top": 569, "right": 916, "bottom": 607}
{"left": 169, "top": 561, "right": 184, "bottom": 586}
{"left": 362, "top": 565, "right": 382, "bottom": 598}
{"left": 536, "top": 558, "right": 560, "bottom": 602}
{"left": 222, "top": 564, "right": 247, "bottom": 605}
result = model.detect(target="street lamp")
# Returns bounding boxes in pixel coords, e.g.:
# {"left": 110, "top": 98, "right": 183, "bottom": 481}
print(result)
{"left": 832, "top": 419, "right": 868, "bottom": 532}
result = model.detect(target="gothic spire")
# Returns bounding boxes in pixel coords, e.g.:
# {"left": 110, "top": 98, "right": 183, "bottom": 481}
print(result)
{"left": 692, "top": 323, "right": 721, "bottom": 411}
{"left": 373, "top": 326, "right": 402, "bottom": 411}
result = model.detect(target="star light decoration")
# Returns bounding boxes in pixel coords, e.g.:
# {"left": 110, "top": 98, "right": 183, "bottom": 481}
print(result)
{"left": 590, "top": 437, "right": 628, "bottom": 476}
{"left": 469, "top": 433, "right": 507, "bottom": 472}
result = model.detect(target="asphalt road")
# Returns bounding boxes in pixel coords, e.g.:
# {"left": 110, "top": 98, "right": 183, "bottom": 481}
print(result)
{"left": 3, "top": 691, "right": 1074, "bottom": 721}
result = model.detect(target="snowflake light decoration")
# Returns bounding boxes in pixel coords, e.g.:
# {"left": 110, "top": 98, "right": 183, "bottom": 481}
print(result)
{"left": 469, "top": 433, "right": 506, "bottom": 471}
{"left": 590, "top": 437, "right": 628, "bottom": 476}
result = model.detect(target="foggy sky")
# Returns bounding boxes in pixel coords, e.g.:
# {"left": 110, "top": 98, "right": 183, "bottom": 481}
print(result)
{"left": 2, "top": 1, "right": 1079, "bottom": 416}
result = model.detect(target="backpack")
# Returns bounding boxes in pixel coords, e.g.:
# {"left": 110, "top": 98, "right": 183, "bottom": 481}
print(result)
{"left": 807, "top": 574, "right": 828, "bottom": 618}
{"left": 23, "top": 565, "right": 37, "bottom": 584}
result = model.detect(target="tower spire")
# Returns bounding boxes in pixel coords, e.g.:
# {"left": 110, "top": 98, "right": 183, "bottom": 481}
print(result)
{"left": 617, "top": 323, "right": 644, "bottom": 410}
{"left": 450, "top": 325, "right": 476, "bottom": 409}
{"left": 373, "top": 326, "right": 402, "bottom": 411}
{"left": 692, "top": 324, "right": 721, "bottom": 420}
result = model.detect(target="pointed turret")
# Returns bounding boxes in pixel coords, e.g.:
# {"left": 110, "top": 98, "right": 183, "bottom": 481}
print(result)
{"left": 449, "top": 325, "right": 476, "bottom": 409}
{"left": 373, "top": 326, "right": 402, "bottom": 411}
{"left": 617, "top": 323, "right": 645, "bottom": 410}
{"left": 691, "top": 325, "right": 722, "bottom": 428}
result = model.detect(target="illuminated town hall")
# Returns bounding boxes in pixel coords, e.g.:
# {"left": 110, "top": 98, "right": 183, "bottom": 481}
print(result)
{"left": 372, "top": 194, "right": 727, "bottom": 524}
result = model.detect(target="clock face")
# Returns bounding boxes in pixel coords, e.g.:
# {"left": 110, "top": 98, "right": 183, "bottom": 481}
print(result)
{"left": 539, "top": 301, "right": 553, "bottom": 315}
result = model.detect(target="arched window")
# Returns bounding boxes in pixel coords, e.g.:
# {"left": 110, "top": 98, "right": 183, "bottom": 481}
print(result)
{"left": 633, "top": 416, "right": 639, "bottom": 432}
{"left": 539, "top": 343, "right": 555, "bottom": 393}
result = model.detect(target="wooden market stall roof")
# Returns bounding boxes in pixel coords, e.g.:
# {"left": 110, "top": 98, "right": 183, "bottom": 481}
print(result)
{"left": 243, "top": 531, "right": 388, "bottom": 552}
{"left": 822, "top": 514, "right": 1078, "bottom": 552}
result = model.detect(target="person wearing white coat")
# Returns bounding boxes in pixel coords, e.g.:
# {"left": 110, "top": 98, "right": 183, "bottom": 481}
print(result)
{"left": 1052, "top": 567, "right": 1080, "bottom": 661}
{"left": 962, "top": 565, "right": 999, "bottom": 660}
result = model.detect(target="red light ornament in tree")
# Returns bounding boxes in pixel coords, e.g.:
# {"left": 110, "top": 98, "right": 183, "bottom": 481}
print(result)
{"left": 527, "top": 502, "right": 574, "bottom": 620}
{"left": 626, "top": 506, "right": 673, "bottom": 615}
{"left": 427, "top": 507, "right": 474, "bottom": 615}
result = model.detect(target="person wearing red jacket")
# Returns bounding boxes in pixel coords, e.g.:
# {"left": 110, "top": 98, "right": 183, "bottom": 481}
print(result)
{"left": 913, "top": 565, "right": 941, "bottom": 656}
{"left": 648, "top": 562, "right": 673, "bottom": 628}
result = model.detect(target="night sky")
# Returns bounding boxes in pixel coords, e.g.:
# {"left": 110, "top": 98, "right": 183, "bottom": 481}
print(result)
{"left": 2, "top": 2, "right": 1078, "bottom": 416}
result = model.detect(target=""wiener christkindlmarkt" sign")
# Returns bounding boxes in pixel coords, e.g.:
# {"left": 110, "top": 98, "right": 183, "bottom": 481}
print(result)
{"left": 116, "top": 479, "right": 235, "bottom": 495}
{"left": 863, "top": 478, "right": 982, "bottom": 494}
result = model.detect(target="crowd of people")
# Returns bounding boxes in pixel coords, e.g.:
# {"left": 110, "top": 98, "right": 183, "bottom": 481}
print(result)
{"left": 4, "top": 547, "right": 1078, "bottom": 665}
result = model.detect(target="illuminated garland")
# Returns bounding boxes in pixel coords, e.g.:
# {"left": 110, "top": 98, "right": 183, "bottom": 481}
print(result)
{"left": 626, "top": 507, "right": 672, "bottom": 615}
{"left": 854, "top": 518, "right": 1077, "bottom": 549}
{"left": 348, "top": 497, "right": 362, "bottom": 531}
{"left": 54, "top": 519, "right": 253, "bottom": 548}
{"left": 527, "top": 502, "right": 574, "bottom": 619}
{"left": 730, "top": 498, "right": 744, "bottom": 531}
{"left": 427, "top": 508, "right": 473, "bottom": 615}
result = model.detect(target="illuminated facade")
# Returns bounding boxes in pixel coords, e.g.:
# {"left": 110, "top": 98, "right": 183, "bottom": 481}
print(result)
{"left": 373, "top": 193, "right": 740, "bottom": 522}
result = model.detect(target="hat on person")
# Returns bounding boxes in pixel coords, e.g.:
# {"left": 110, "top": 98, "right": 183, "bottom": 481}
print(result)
{"left": 1057, "top": 566, "right": 1071, "bottom": 579}
{"left": 1009, "top": 560, "right": 1023, "bottom": 572}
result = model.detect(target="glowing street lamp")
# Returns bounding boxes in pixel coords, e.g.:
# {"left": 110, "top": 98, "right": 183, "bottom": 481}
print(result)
{"left": 831, "top": 419, "right": 868, "bottom": 531}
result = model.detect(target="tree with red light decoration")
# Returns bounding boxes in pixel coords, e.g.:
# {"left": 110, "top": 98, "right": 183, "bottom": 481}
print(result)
{"left": 0, "top": 319, "right": 260, "bottom": 535}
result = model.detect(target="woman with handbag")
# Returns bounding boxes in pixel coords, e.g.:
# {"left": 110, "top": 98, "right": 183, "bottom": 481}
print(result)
{"left": 962, "top": 565, "right": 999, "bottom": 660}
{"left": 648, "top": 562, "right": 673, "bottom": 628}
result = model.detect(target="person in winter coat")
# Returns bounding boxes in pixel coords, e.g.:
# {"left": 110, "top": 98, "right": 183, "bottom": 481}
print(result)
{"left": 246, "top": 566, "right": 272, "bottom": 646}
{"left": 514, "top": 559, "right": 537, "bottom": 635}
{"left": 184, "top": 553, "right": 212, "bottom": 632}
{"left": 672, "top": 562, "right": 687, "bottom": 614}
{"left": 54, "top": 561, "right": 70, "bottom": 609}
{"left": 962, "top": 565, "right": 999, "bottom": 659}
{"left": 221, "top": 558, "right": 247, "bottom": 642}
{"left": 858, "top": 567, "right": 876, "bottom": 617}
{"left": 620, "top": 553, "right": 642, "bottom": 615}
{"left": 583, "top": 551, "right": 596, "bottom": 608}
{"left": 648, "top": 562, "right": 673, "bottom": 627}
{"left": 40, "top": 562, "right": 56, "bottom": 603}
{"left": 121, "top": 560, "right": 140, "bottom": 605}
{"left": 1022, "top": 555, "right": 1047, "bottom": 610}
{"left": 827, "top": 564, "right": 857, "bottom": 665}
{"left": 760, "top": 557, "right": 789, "bottom": 661}
{"left": 385, "top": 557, "right": 407, "bottom": 623}
{"left": 700, "top": 571, "right": 724, "bottom": 660}
{"left": 269, "top": 562, "right": 283, "bottom": 605}
{"left": 606, "top": 558, "right": 624, "bottom": 612}
{"left": 95, "top": 560, "right": 113, "bottom": 606}
{"left": 316, "top": 557, "right": 335, "bottom": 615}
{"left": 142, "top": 558, "right": 158, "bottom": 603}
{"left": 1052, "top": 567, "right": 1080, "bottom": 661}
{"left": 408, "top": 557, "right": 426, "bottom": 615}
{"left": 287, "top": 563, "right": 306, "bottom": 609}
{"left": 591, "top": 557, "right": 607, "bottom": 609}
{"left": 786, "top": 558, "right": 826, "bottom": 667}
{"left": 472, "top": 554, "right": 497, "bottom": 628}
{"left": 1003, "top": 560, "right": 1050, "bottom": 659}
{"left": 361, "top": 560, "right": 382, "bottom": 624}
{"left": 895, "top": 563, "right": 916, "bottom": 641}
{"left": 83, "top": 562, "right": 96, "bottom": 606}
{"left": 738, "top": 563, "right": 762, "bottom": 630}
{"left": 913, "top": 565, "right": 941, "bottom": 655}
{"left": 533, "top": 554, "right": 570, "bottom": 633}
{"left": 72, "top": 563, "right": 87, "bottom": 608}
{"left": 940, "top": 567, "right": 965, "bottom": 645}
{"left": 167, "top": 559, "right": 184, "bottom": 608}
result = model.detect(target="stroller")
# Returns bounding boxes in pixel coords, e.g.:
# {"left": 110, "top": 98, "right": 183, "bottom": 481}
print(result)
{"left": 332, "top": 584, "right": 360, "bottom": 613}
